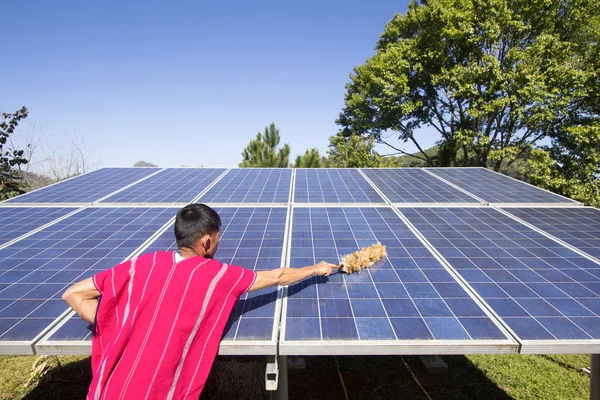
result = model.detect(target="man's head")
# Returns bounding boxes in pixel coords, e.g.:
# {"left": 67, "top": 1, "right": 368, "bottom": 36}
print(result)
{"left": 174, "top": 203, "right": 221, "bottom": 258}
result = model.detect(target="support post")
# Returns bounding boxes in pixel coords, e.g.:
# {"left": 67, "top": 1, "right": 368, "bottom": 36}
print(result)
{"left": 592, "top": 354, "right": 600, "bottom": 400}
{"left": 270, "top": 356, "right": 288, "bottom": 400}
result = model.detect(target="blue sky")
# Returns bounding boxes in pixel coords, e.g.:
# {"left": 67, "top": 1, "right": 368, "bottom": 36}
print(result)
{"left": 3, "top": 0, "right": 438, "bottom": 168}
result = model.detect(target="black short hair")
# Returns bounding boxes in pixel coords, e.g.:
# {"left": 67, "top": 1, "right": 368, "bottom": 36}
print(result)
{"left": 174, "top": 204, "right": 221, "bottom": 249}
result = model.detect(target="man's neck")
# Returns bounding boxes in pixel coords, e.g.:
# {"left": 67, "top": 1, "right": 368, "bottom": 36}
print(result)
{"left": 178, "top": 247, "right": 211, "bottom": 260}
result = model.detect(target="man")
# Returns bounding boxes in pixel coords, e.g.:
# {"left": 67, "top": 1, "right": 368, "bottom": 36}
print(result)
{"left": 63, "top": 203, "right": 334, "bottom": 399}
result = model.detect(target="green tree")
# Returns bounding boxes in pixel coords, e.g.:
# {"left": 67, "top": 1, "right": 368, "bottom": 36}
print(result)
{"left": 1, "top": 107, "right": 29, "bottom": 199}
{"left": 327, "top": 134, "right": 402, "bottom": 168}
{"left": 293, "top": 148, "right": 323, "bottom": 168}
{"left": 337, "top": 0, "right": 600, "bottom": 171}
{"left": 521, "top": 126, "right": 600, "bottom": 207}
{"left": 240, "top": 123, "right": 290, "bottom": 167}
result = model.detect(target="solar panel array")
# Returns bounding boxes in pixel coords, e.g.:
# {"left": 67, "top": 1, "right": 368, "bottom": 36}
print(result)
{"left": 362, "top": 169, "right": 482, "bottom": 204}
{"left": 4, "top": 168, "right": 160, "bottom": 204}
{"left": 100, "top": 168, "right": 225, "bottom": 203}
{"left": 293, "top": 169, "right": 385, "bottom": 203}
{"left": 504, "top": 208, "right": 600, "bottom": 261}
{"left": 0, "top": 166, "right": 596, "bottom": 356}
{"left": 425, "top": 167, "right": 579, "bottom": 205}
{"left": 198, "top": 169, "right": 292, "bottom": 203}
{"left": 0, "top": 207, "right": 76, "bottom": 246}
{"left": 401, "top": 208, "right": 600, "bottom": 349}
{"left": 282, "top": 207, "right": 510, "bottom": 354}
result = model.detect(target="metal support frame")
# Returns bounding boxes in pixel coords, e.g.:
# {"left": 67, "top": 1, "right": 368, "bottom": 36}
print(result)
{"left": 268, "top": 356, "right": 288, "bottom": 400}
{"left": 592, "top": 354, "right": 600, "bottom": 400}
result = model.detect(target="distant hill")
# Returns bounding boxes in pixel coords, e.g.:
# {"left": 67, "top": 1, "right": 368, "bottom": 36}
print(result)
{"left": 134, "top": 161, "right": 158, "bottom": 167}
{"left": 396, "top": 146, "right": 439, "bottom": 167}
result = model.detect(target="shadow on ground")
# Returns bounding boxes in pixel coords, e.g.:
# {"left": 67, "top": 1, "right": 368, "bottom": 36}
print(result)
{"left": 20, "top": 355, "right": 513, "bottom": 400}
{"left": 288, "top": 355, "right": 514, "bottom": 400}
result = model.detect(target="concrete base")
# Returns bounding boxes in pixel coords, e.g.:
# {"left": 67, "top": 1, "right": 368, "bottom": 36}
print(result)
{"left": 419, "top": 355, "right": 449, "bottom": 373}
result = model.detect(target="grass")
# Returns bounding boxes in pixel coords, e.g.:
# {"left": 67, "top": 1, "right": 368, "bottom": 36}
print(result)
{"left": 0, "top": 354, "right": 591, "bottom": 399}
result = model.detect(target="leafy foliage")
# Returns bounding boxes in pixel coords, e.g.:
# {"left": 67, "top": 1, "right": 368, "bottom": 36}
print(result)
{"left": 327, "top": 134, "right": 402, "bottom": 168}
{"left": 293, "top": 148, "right": 324, "bottom": 168}
{"left": 1, "top": 106, "right": 29, "bottom": 199}
{"left": 521, "top": 126, "right": 600, "bottom": 206}
{"left": 337, "top": 0, "right": 600, "bottom": 172}
{"left": 240, "top": 123, "right": 290, "bottom": 167}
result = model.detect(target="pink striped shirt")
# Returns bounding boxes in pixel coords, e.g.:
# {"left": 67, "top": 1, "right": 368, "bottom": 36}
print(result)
{"left": 88, "top": 251, "right": 256, "bottom": 400}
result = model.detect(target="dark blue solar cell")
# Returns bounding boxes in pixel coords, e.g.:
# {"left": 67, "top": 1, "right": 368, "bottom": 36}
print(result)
{"left": 355, "top": 318, "right": 396, "bottom": 339}
{"left": 390, "top": 318, "right": 432, "bottom": 339}
{"left": 425, "top": 168, "right": 577, "bottom": 204}
{"left": 426, "top": 318, "right": 470, "bottom": 340}
{"left": 0, "top": 207, "right": 175, "bottom": 342}
{"left": 321, "top": 318, "right": 358, "bottom": 340}
{"left": 5, "top": 168, "right": 159, "bottom": 203}
{"left": 294, "top": 169, "right": 385, "bottom": 203}
{"left": 285, "top": 318, "right": 320, "bottom": 340}
{"left": 101, "top": 168, "right": 225, "bottom": 203}
{"left": 198, "top": 169, "right": 292, "bottom": 203}
{"left": 537, "top": 317, "right": 590, "bottom": 339}
{"left": 460, "top": 318, "right": 507, "bottom": 340}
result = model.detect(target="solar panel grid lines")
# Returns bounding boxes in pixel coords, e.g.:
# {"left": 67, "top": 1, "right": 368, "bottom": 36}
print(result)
{"left": 500, "top": 207, "right": 600, "bottom": 262}
{"left": 36, "top": 206, "right": 290, "bottom": 355}
{"left": 198, "top": 169, "right": 292, "bottom": 204}
{"left": 361, "top": 168, "right": 484, "bottom": 205}
{"left": 99, "top": 168, "right": 227, "bottom": 204}
{"left": 4, "top": 167, "right": 164, "bottom": 205}
{"left": 0, "top": 207, "right": 178, "bottom": 353}
{"left": 0, "top": 207, "right": 80, "bottom": 248}
{"left": 424, "top": 167, "right": 579, "bottom": 206}
{"left": 280, "top": 206, "right": 515, "bottom": 355}
{"left": 293, "top": 169, "right": 386, "bottom": 204}
{"left": 398, "top": 207, "right": 600, "bottom": 352}
{"left": 419, "top": 168, "right": 488, "bottom": 205}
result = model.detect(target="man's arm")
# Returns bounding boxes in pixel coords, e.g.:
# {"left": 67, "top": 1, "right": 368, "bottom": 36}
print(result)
{"left": 62, "top": 277, "right": 101, "bottom": 324}
{"left": 248, "top": 261, "right": 334, "bottom": 292}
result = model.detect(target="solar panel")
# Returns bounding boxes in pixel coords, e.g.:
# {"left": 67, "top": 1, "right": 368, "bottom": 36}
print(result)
{"left": 4, "top": 168, "right": 160, "bottom": 204}
{"left": 197, "top": 169, "right": 291, "bottom": 203}
{"left": 362, "top": 168, "right": 482, "bottom": 204}
{"left": 425, "top": 168, "right": 578, "bottom": 205}
{"left": 293, "top": 169, "right": 385, "bottom": 203}
{"left": 0, "top": 207, "right": 77, "bottom": 246}
{"left": 37, "top": 207, "right": 288, "bottom": 355}
{"left": 503, "top": 208, "right": 600, "bottom": 261}
{"left": 401, "top": 207, "right": 600, "bottom": 351}
{"left": 100, "top": 168, "right": 225, "bottom": 203}
{"left": 0, "top": 207, "right": 175, "bottom": 353}
{"left": 280, "top": 207, "right": 514, "bottom": 355}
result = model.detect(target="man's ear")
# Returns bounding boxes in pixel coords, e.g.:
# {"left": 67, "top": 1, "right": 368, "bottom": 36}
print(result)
{"left": 199, "top": 234, "right": 211, "bottom": 251}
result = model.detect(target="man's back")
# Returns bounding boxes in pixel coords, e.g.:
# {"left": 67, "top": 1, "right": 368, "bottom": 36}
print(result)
{"left": 88, "top": 251, "right": 255, "bottom": 400}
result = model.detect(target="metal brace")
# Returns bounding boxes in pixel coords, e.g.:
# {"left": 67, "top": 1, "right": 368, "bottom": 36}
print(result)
{"left": 265, "top": 356, "right": 279, "bottom": 391}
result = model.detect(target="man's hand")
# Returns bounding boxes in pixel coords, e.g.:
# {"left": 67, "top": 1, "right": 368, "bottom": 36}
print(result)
{"left": 313, "top": 261, "right": 334, "bottom": 277}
